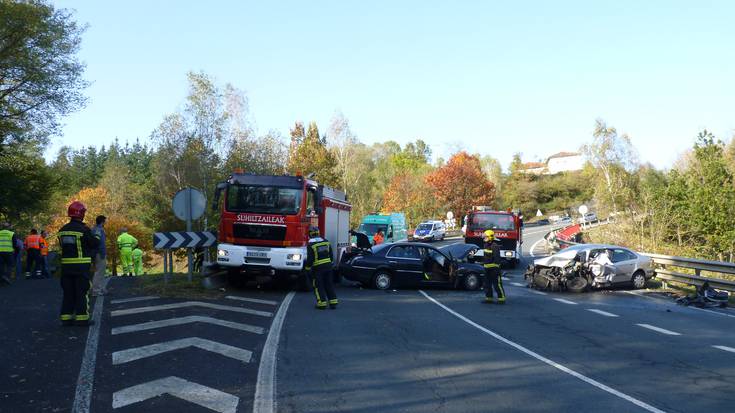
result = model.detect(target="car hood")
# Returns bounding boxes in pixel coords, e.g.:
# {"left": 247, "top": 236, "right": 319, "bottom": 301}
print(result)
{"left": 533, "top": 249, "right": 580, "bottom": 268}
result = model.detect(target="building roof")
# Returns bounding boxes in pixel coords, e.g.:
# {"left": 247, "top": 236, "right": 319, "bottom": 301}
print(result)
{"left": 520, "top": 162, "right": 546, "bottom": 170}
{"left": 547, "top": 151, "right": 581, "bottom": 160}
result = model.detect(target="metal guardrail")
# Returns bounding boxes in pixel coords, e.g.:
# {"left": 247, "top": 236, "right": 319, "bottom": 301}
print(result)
{"left": 641, "top": 253, "right": 735, "bottom": 293}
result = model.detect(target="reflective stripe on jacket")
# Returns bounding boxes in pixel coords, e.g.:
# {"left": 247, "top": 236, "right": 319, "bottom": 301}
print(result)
{"left": 58, "top": 220, "right": 100, "bottom": 270}
{"left": 0, "top": 230, "right": 13, "bottom": 253}
{"left": 305, "top": 237, "right": 333, "bottom": 271}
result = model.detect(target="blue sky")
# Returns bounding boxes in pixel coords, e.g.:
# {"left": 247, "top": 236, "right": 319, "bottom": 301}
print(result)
{"left": 53, "top": 0, "right": 735, "bottom": 170}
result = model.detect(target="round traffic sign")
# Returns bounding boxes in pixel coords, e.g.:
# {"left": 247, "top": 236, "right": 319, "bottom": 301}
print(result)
{"left": 578, "top": 205, "right": 589, "bottom": 215}
{"left": 173, "top": 187, "right": 206, "bottom": 221}
{"left": 446, "top": 211, "right": 454, "bottom": 220}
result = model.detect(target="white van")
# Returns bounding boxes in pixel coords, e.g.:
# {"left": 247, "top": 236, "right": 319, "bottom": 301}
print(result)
{"left": 413, "top": 221, "right": 447, "bottom": 242}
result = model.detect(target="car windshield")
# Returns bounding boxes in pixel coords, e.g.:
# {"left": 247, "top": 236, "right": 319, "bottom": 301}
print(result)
{"left": 226, "top": 185, "right": 302, "bottom": 215}
{"left": 359, "top": 223, "right": 388, "bottom": 236}
{"left": 469, "top": 213, "right": 516, "bottom": 231}
{"left": 417, "top": 223, "right": 433, "bottom": 230}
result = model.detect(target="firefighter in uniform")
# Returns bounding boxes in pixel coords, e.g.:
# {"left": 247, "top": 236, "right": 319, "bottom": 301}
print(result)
{"left": 58, "top": 201, "right": 100, "bottom": 326}
{"left": 483, "top": 230, "right": 506, "bottom": 304}
{"left": 305, "top": 226, "right": 338, "bottom": 310}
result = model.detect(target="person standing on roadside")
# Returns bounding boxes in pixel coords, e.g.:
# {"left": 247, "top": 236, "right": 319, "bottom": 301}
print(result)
{"left": 14, "top": 236, "right": 23, "bottom": 280}
{"left": 117, "top": 228, "right": 137, "bottom": 277}
{"left": 482, "top": 230, "right": 506, "bottom": 304}
{"left": 39, "top": 230, "right": 50, "bottom": 278}
{"left": 132, "top": 247, "right": 144, "bottom": 276}
{"left": 304, "top": 226, "right": 338, "bottom": 310}
{"left": 91, "top": 215, "right": 107, "bottom": 295}
{"left": 373, "top": 228, "right": 385, "bottom": 246}
{"left": 24, "top": 229, "right": 43, "bottom": 279}
{"left": 0, "top": 222, "right": 21, "bottom": 285}
{"left": 58, "top": 201, "right": 100, "bottom": 326}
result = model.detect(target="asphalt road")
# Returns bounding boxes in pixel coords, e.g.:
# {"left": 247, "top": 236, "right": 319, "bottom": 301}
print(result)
{"left": 3, "top": 224, "right": 734, "bottom": 412}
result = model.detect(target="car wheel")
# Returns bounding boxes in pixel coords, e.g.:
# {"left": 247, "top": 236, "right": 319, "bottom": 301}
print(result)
{"left": 567, "top": 276, "right": 589, "bottom": 293}
{"left": 631, "top": 271, "right": 646, "bottom": 289}
{"left": 463, "top": 273, "right": 481, "bottom": 291}
{"left": 373, "top": 271, "right": 393, "bottom": 290}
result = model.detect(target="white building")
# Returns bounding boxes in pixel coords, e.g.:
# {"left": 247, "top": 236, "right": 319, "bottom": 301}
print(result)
{"left": 519, "top": 152, "right": 585, "bottom": 175}
{"left": 546, "top": 152, "right": 584, "bottom": 174}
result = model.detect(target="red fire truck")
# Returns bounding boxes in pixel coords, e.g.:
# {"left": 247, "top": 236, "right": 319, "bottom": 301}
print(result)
{"left": 212, "top": 171, "right": 351, "bottom": 286}
{"left": 464, "top": 207, "right": 523, "bottom": 268}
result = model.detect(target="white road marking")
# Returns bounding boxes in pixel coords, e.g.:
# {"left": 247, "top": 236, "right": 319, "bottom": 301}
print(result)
{"left": 112, "top": 337, "right": 252, "bottom": 365}
{"left": 690, "top": 307, "right": 735, "bottom": 319}
{"left": 511, "top": 282, "right": 525, "bottom": 287}
{"left": 112, "top": 315, "right": 265, "bottom": 335}
{"left": 110, "top": 296, "right": 159, "bottom": 305}
{"left": 713, "top": 345, "right": 735, "bottom": 354}
{"left": 419, "top": 291, "right": 667, "bottom": 413}
{"left": 636, "top": 324, "right": 681, "bottom": 336}
{"left": 554, "top": 298, "right": 578, "bottom": 305}
{"left": 113, "top": 376, "right": 239, "bottom": 413}
{"left": 529, "top": 290, "right": 548, "bottom": 296}
{"left": 111, "top": 301, "right": 273, "bottom": 318}
{"left": 253, "top": 291, "right": 295, "bottom": 413}
{"left": 226, "top": 295, "right": 279, "bottom": 306}
{"left": 72, "top": 277, "right": 109, "bottom": 413}
{"left": 529, "top": 237, "right": 546, "bottom": 257}
{"left": 587, "top": 309, "right": 619, "bottom": 317}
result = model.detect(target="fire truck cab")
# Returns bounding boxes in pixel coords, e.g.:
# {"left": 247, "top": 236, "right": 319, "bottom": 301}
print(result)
{"left": 213, "top": 172, "right": 351, "bottom": 286}
{"left": 464, "top": 207, "right": 523, "bottom": 268}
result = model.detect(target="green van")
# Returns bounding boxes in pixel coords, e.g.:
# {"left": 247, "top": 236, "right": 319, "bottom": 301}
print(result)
{"left": 356, "top": 213, "right": 408, "bottom": 245}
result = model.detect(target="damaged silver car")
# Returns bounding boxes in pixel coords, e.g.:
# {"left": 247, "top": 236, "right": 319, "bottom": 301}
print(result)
{"left": 525, "top": 244, "right": 655, "bottom": 292}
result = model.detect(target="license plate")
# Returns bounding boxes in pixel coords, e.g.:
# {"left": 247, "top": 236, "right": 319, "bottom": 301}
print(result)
{"left": 246, "top": 251, "right": 268, "bottom": 258}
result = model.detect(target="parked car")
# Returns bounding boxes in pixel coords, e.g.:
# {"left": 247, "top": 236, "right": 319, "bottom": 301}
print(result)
{"left": 578, "top": 212, "right": 598, "bottom": 224}
{"left": 340, "top": 242, "right": 485, "bottom": 291}
{"left": 527, "top": 244, "right": 654, "bottom": 290}
{"left": 558, "top": 216, "right": 573, "bottom": 225}
{"left": 354, "top": 213, "right": 408, "bottom": 245}
{"left": 413, "top": 220, "right": 446, "bottom": 242}
{"left": 536, "top": 219, "right": 550, "bottom": 226}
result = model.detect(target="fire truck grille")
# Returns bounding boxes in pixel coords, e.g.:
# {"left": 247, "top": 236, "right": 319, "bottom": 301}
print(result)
{"left": 233, "top": 224, "right": 287, "bottom": 241}
{"left": 497, "top": 238, "right": 517, "bottom": 250}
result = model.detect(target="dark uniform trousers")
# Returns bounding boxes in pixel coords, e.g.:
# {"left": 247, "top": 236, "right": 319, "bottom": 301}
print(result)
{"left": 60, "top": 271, "right": 91, "bottom": 321}
{"left": 311, "top": 266, "right": 338, "bottom": 308}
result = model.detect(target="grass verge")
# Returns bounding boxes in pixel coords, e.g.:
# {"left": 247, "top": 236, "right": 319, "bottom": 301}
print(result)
{"left": 132, "top": 272, "right": 228, "bottom": 300}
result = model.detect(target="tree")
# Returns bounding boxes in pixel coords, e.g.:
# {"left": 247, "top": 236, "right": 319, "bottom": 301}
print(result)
{"left": 0, "top": 1, "right": 88, "bottom": 147}
{"left": 382, "top": 171, "right": 439, "bottom": 228}
{"left": 582, "top": 119, "right": 638, "bottom": 213}
{"left": 0, "top": 139, "right": 54, "bottom": 223}
{"left": 425, "top": 152, "right": 495, "bottom": 218}
{"left": 286, "top": 121, "right": 338, "bottom": 187}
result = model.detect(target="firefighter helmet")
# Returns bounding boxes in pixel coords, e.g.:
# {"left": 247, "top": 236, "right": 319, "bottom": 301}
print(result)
{"left": 483, "top": 230, "right": 495, "bottom": 240}
{"left": 309, "top": 226, "right": 320, "bottom": 238}
{"left": 67, "top": 201, "right": 87, "bottom": 220}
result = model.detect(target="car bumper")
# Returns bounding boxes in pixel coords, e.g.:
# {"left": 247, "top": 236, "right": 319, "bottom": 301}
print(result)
{"left": 216, "top": 243, "right": 306, "bottom": 271}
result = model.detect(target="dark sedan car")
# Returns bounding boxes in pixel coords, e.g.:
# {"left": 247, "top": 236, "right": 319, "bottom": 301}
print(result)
{"left": 340, "top": 242, "right": 485, "bottom": 290}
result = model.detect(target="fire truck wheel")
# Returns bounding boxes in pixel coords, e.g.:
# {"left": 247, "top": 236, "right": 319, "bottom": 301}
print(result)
{"left": 297, "top": 275, "right": 311, "bottom": 292}
{"left": 226, "top": 270, "right": 245, "bottom": 289}
{"left": 372, "top": 271, "right": 393, "bottom": 290}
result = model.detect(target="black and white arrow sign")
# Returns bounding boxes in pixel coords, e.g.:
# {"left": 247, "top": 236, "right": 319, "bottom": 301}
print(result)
{"left": 153, "top": 231, "right": 217, "bottom": 250}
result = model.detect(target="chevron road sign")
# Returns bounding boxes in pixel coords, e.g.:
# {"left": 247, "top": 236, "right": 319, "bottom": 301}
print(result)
{"left": 153, "top": 231, "right": 217, "bottom": 250}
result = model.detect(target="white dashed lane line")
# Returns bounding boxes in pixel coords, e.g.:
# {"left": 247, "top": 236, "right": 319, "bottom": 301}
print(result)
{"left": 511, "top": 282, "right": 525, "bottom": 287}
{"left": 586, "top": 309, "right": 619, "bottom": 317}
{"left": 529, "top": 290, "right": 548, "bottom": 296}
{"left": 713, "top": 345, "right": 735, "bottom": 354}
{"left": 553, "top": 298, "right": 578, "bottom": 305}
{"left": 636, "top": 324, "right": 681, "bottom": 336}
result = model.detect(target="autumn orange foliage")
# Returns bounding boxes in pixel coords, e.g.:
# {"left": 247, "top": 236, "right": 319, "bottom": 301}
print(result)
{"left": 47, "top": 187, "right": 153, "bottom": 275}
{"left": 425, "top": 152, "right": 496, "bottom": 216}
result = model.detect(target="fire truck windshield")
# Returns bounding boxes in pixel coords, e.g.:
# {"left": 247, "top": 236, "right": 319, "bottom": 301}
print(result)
{"left": 469, "top": 214, "right": 516, "bottom": 231}
{"left": 226, "top": 185, "right": 303, "bottom": 215}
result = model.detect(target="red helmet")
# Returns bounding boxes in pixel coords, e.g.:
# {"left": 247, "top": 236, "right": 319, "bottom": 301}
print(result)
{"left": 67, "top": 201, "right": 87, "bottom": 220}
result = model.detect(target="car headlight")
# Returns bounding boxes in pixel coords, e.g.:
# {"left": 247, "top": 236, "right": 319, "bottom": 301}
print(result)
{"left": 217, "top": 249, "right": 228, "bottom": 257}
{"left": 287, "top": 254, "right": 302, "bottom": 261}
